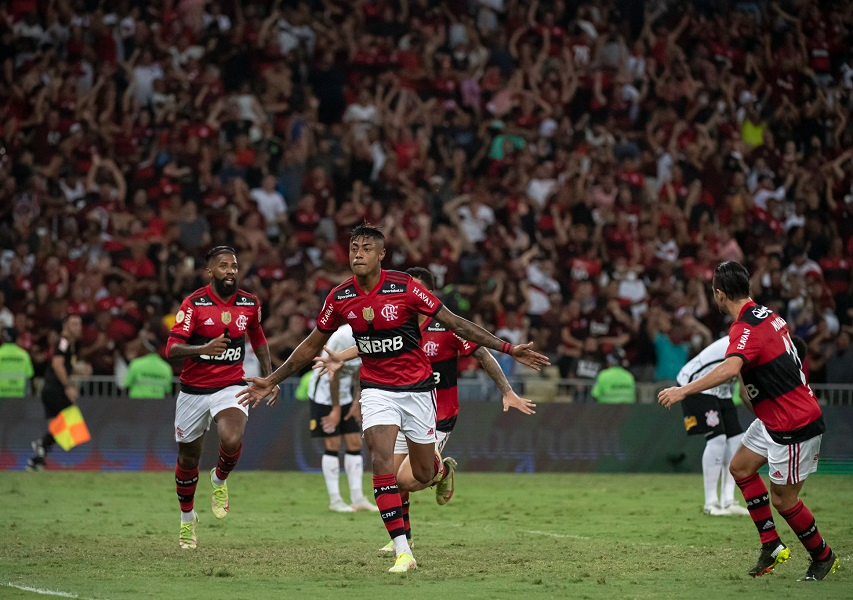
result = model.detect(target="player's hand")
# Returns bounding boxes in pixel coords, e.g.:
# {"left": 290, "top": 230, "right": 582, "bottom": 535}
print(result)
{"left": 312, "top": 346, "right": 345, "bottom": 376}
{"left": 264, "top": 382, "right": 280, "bottom": 407}
{"left": 321, "top": 405, "right": 342, "bottom": 434}
{"left": 510, "top": 342, "right": 551, "bottom": 371}
{"left": 237, "top": 376, "right": 277, "bottom": 408}
{"left": 658, "top": 386, "right": 686, "bottom": 409}
{"left": 202, "top": 334, "right": 228, "bottom": 357}
{"left": 344, "top": 399, "right": 361, "bottom": 424}
{"left": 503, "top": 390, "right": 536, "bottom": 415}
{"left": 65, "top": 385, "right": 79, "bottom": 403}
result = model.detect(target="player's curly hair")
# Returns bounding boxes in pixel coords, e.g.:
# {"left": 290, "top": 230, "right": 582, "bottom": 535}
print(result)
{"left": 350, "top": 223, "right": 384, "bottom": 243}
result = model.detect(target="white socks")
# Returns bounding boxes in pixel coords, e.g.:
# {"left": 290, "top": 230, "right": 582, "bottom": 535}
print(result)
{"left": 345, "top": 452, "right": 365, "bottom": 502}
{"left": 702, "top": 434, "right": 726, "bottom": 508}
{"left": 180, "top": 510, "right": 195, "bottom": 523}
{"left": 393, "top": 534, "right": 412, "bottom": 556}
{"left": 322, "top": 454, "right": 342, "bottom": 504}
{"left": 721, "top": 433, "right": 743, "bottom": 507}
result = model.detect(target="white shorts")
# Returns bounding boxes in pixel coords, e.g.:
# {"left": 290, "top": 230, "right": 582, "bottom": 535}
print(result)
{"left": 394, "top": 429, "right": 450, "bottom": 455}
{"left": 174, "top": 385, "right": 249, "bottom": 443}
{"left": 741, "top": 418, "right": 822, "bottom": 485}
{"left": 361, "top": 388, "right": 436, "bottom": 445}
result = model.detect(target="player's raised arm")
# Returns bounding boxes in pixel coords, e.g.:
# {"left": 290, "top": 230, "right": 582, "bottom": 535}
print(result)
{"left": 238, "top": 328, "right": 332, "bottom": 408}
{"left": 472, "top": 346, "right": 536, "bottom": 414}
{"left": 432, "top": 306, "right": 551, "bottom": 371}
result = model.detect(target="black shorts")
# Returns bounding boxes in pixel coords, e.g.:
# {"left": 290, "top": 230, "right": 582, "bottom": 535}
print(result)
{"left": 681, "top": 393, "right": 744, "bottom": 438}
{"left": 309, "top": 401, "right": 361, "bottom": 438}
{"left": 41, "top": 386, "right": 72, "bottom": 419}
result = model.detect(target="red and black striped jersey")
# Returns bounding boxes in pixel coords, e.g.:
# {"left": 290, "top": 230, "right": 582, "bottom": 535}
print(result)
{"left": 317, "top": 270, "right": 442, "bottom": 392}
{"left": 420, "top": 316, "right": 479, "bottom": 432}
{"left": 166, "top": 285, "right": 266, "bottom": 393}
{"left": 726, "top": 301, "right": 824, "bottom": 442}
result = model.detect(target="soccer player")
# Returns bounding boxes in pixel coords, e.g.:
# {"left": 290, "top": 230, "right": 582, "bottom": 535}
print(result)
{"left": 166, "top": 246, "right": 278, "bottom": 550}
{"left": 314, "top": 266, "right": 537, "bottom": 552}
{"left": 27, "top": 314, "right": 83, "bottom": 471}
{"left": 308, "top": 323, "right": 377, "bottom": 513}
{"left": 237, "top": 224, "right": 549, "bottom": 573}
{"left": 675, "top": 336, "right": 749, "bottom": 516}
{"left": 659, "top": 261, "right": 838, "bottom": 581}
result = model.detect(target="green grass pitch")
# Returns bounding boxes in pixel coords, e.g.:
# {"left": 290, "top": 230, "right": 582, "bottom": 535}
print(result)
{"left": 2, "top": 471, "right": 850, "bottom": 599}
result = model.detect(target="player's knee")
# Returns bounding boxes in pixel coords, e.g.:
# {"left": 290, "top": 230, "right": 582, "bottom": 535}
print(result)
{"left": 177, "top": 453, "right": 200, "bottom": 470}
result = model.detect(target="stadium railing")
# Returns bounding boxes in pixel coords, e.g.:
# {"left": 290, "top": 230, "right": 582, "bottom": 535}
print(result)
{"left": 8, "top": 375, "right": 853, "bottom": 406}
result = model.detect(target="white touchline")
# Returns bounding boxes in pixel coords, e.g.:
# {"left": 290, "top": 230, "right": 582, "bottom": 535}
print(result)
{"left": 2, "top": 582, "right": 100, "bottom": 600}
{"left": 525, "top": 530, "right": 591, "bottom": 540}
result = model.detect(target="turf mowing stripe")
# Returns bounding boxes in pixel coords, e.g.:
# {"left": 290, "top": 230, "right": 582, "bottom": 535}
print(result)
{"left": 2, "top": 582, "right": 100, "bottom": 599}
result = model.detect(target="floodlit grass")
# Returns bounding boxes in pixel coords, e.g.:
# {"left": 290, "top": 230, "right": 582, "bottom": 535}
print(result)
{"left": 2, "top": 471, "right": 850, "bottom": 599}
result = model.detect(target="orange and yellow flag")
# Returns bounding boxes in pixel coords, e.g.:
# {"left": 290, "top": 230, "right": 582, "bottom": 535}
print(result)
{"left": 49, "top": 405, "right": 91, "bottom": 451}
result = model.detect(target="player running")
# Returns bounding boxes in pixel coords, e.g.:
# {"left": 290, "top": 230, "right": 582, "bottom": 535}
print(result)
{"left": 315, "top": 266, "right": 536, "bottom": 553}
{"left": 659, "top": 261, "right": 838, "bottom": 581}
{"left": 237, "top": 224, "right": 549, "bottom": 573}
{"left": 166, "top": 246, "right": 278, "bottom": 549}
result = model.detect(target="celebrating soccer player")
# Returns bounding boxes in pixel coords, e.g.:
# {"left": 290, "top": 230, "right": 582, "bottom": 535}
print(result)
{"left": 659, "top": 261, "right": 838, "bottom": 581}
{"left": 237, "top": 224, "right": 550, "bottom": 573}
{"left": 314, "top": 265, "right": 537, "bottom": 553}
{"left": 166, "top": 246, "right": 278, "bottom": 550}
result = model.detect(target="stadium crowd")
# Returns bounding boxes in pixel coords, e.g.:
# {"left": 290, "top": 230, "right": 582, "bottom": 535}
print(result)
{"left": 1, "top": 0, "right": 853, "bottom": 389}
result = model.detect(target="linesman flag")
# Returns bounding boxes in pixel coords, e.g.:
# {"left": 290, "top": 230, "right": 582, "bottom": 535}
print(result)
{"left": 49, "top": 405, "right": 91, "bottom": 451}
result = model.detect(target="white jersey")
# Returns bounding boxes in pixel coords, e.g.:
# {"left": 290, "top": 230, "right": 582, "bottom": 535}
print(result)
{"left": 308, "top": 324, "right": 361, "bottom": 406}
{"left": 676, "top": 337, "right": 733, "bottom": 399}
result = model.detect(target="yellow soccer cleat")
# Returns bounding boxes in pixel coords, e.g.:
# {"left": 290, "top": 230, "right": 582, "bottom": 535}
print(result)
{"left": 388, "top": 552, "right": 417, "bottom": 573}
{"left": 435, "top": 457, "right": 457, "bottom": 506}
{"left": 210, "top": 468, "right": 229, "bottom": 519}
{"left": 179, "top": 511, "right": 199, "bottom": 550}
{"left": 380, "top": 540, "right": 395, "bottom": 553}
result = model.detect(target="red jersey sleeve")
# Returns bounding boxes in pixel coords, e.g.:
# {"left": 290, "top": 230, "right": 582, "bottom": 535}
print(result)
{"left": 406, "top": 279, "right": 443, "bottom": 317}
{"left": 452, "top": 332, "right": 479, "bottom": 357}
{"left": 726, "top": 321, "right": 762, "bottom": 366}
{"left": 317, "top": 292, "right": 343, "bottom": 332}
{"left": 166, "top": 297, "right": 196, "bottom": 355}
{"left": 247, "top": 301, "right": 267, "bottom": 348}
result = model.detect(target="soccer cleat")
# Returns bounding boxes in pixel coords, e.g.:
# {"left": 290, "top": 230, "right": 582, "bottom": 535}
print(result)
{"left": 435, "top": 457, "right": 457, "bottom": 505}
{"left": 388, "top": 552, "right": 417, "bottom": 573}
{"left": 210, "top": 468, "right": 229, "bottom": 519}
{"left": 799, "top": 551, "right": 839, "bottom": 581}
{"left": 748, "top": 542, "right": 790, "bottom": 577}
{"left": 380, "top": 538, "right": 413, "bottom": 553}
{"left": 721, "top": 503, "right": 751, "bottom": 516}
{"left": 179, "top": 511, "right": 199, "bottom": 550}
{"left": 25, "top": 459, "right": 44, "bottom": 472}
{"left": 703, "top": 505, "right": 729, "bottom": 516}
{"left": 329, "top": 499, "right": 355, "bottom": 513}
{"left": 351, "top": 497, "right": 379, "bottom": 512}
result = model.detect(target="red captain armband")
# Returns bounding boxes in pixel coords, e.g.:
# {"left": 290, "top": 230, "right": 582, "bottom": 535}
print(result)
{"left": 500, "top": 342, "right": 514, "bottom": 355}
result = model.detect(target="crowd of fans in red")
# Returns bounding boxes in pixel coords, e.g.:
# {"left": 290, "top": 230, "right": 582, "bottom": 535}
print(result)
{"left": 2, "top": 0, "right": 853, "bottom": 388}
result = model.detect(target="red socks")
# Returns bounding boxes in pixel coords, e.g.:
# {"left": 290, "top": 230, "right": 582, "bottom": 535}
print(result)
{"left": 779, "top": 500, "right": 831, "bottom": 561}
{"left": 215, "top": 444, "right": 242, "bottom": 481}
{"left": 373, "top": 473, "right": 405, "bottom": 539}
{"left": 735, "top": 473, "right": 780, "bottom": 545}
{"left": 175, "top": 464, "right": 199, "bottom": 512}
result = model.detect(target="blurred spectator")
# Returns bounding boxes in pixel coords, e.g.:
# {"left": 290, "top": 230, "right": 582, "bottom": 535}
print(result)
{"left": 591, "top": 350, "right": 636, "bottom": 404}
{"left": 0, "top": 327, "right": 34, "bottom": 398}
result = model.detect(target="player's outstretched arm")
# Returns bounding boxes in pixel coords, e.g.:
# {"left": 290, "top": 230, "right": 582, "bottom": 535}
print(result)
{"left": 238, "top": 328, "right": 331, "bottom": 408}
{"left": 434, "top": 306, "right": 551, "bottom": 371}
{"left": 658, "top": 356, "right": 743, "bottom": 409}
{"left": 254, "top": 343, "right": 279, "bottom": 406}
{"left": 312, "top": 344, "right": 358, "bottom": 376}
{"left": 473, "top": 346, "right": 536, "bottom": 415}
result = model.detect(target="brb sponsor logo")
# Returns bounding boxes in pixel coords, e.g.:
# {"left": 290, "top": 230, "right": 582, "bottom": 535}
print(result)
{"left": 357, "top": 336, "right": 403, "bottom": 354}
{"left": 201, "top": 347, "right": 243, "bottom": 361}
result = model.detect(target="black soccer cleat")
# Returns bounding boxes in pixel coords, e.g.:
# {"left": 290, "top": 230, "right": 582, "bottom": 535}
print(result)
{"left": 799, "top": 551, "right": 839, "bottom": 581}
{"left": 748, "top": 542, "right": 790, "bottom": 577}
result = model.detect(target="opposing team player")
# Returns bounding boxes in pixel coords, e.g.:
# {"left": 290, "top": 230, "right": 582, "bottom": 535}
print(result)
{"left": 166, "top": 246, "right": 277, "bottom": 549}
{"left": 307, "top": 323, "right": 377, "bottom": 513}
{"left": 315, "top": 266, "right": 536, "bottom": 552}
{"left": 237, "top": 224, "right": 549, "bottom": 573}
{"left": 659, "top": 261, "right": 838, "bottom": 581}
{"left": 676, "top": 336, "right": 749, "bottom": 516}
